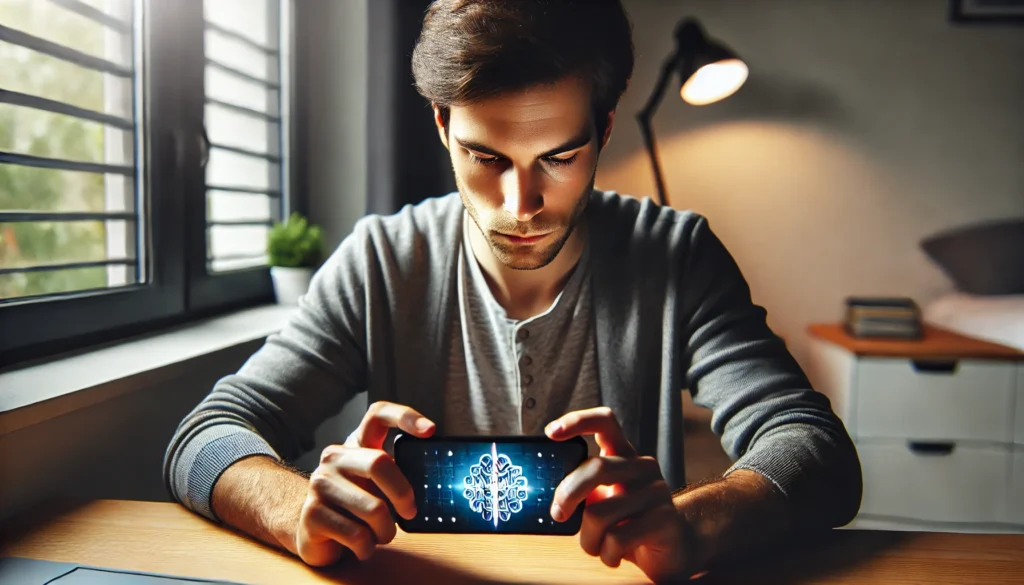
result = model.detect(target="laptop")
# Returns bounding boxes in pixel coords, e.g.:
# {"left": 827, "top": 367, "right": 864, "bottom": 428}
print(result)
{"left": 0, "top": 557, "right": 246, "bottom": 584}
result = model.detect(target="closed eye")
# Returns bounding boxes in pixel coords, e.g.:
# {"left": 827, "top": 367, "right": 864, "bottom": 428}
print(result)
{"left": 545, "top": 153, "right": 578, "bottom": 167}
{"left": 468, "top": 152, "right": 579, "bottom": 167}
{"left": 468, "top": 152, "right": 501, "bottom": 166}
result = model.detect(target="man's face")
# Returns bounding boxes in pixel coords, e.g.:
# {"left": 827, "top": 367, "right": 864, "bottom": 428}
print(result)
{"left": 438, "top": 77, "right": 609, "bottom": 270}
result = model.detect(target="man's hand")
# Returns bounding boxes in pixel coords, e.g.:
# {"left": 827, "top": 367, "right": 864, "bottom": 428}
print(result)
{"left": 546, "top": 407, "right": 693, "bottom": 583}
{"left": 295, "top": 401, "right": 435, "bottom": 566}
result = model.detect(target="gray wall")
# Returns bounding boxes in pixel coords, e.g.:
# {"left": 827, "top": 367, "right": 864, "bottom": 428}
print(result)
{"left": 0, "top": 346, "right": 253, "bottom": 521}
{"left": 296, "top": 0, "right": 371, "bottom": 463}
{"left": 302, "top": 0, "right": 369, "bottom": 252}
{"left": 0, "top": 346, "right": 367, "bottom": 523}
{"left": 599, "top": 0, "right": 1024, "bottom": 371}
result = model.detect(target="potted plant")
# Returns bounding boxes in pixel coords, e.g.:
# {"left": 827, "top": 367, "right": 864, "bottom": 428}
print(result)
{"left": 267, "top": 212, "right": 324, "bottom": 305}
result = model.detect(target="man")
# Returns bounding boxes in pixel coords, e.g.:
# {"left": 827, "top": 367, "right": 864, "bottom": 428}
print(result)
{"left": 163, "top": 0, "right": 861, "bottom": 582}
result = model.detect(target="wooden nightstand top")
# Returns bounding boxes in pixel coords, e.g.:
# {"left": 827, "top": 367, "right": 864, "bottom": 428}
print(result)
{"left": 808, "top": 323, "right": 1024, "bottom": 361}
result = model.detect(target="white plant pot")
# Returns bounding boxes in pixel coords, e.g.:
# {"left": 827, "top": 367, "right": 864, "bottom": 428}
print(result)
{"left": 270, "top": 266, "right": 313, "bottom": 305}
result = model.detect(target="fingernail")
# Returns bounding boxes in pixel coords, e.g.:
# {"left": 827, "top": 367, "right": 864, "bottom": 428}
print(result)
{"left": 416, "top": 418, "right": 433, "bottom": 433}
{"left": 546, "top": 421, "right": 562, "bottom": 435}
{"left": 550, "top": 503, "right": 564, "bottom": 522}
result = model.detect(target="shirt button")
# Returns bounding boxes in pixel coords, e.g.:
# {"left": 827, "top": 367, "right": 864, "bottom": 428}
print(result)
{"left": 517, "top": 328, "right": 530, "bottom": 341}
{"left": 523, "top": 374, "right": 534, "bottom": 386}
{"left": 521, "top": 355, "right": 532, "bottom": 367}
{"left": 524, "top": 397, "right": 536, "bottom": 409}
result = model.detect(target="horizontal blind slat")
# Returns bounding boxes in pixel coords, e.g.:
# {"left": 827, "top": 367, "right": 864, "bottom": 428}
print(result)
{"left": 204, "top": 184, "right": 282, "bottom": 197}
{"left": 0, "top": 258, "right": 134, "bottom": 276}
{"left": 47, "top": 0, "right": 132, "bottom": 34}
{"left": 208, "top": 143, "right": 280, "bottom": 163}
{"left": 205, "top": 98, "right": 280, "bottom": 123}
{"left": 204, "top": 21, "right": 275, "bottom": 55}
{"left": 206, "top": 219, "right": 273, "bottom": 227}
{"left": 0, "top": 151, "right": 134, "bottom": 175}
{"left": 0, "top": 23, "right": 132, "bottom": 77}
{"left": 205, "top": 58, "right": 279, "bottom": 89}
{"left": 206, "top": 252, "right": 268, "bottom": 262}
{"left": 0, "top": 211, "right": 135, "bottom": 222}
{"left": 0, "top": 89, "right": 134, "bottom": 130}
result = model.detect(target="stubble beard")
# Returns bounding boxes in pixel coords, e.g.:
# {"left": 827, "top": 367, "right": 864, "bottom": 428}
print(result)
{"left": 458, "top": 175, "right": 594, "bottom": 271}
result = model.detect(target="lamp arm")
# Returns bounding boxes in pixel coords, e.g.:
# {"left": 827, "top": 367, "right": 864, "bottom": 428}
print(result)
{"left": 638, "top": 52, "right": 679, "bottom": 122}
{"left": 635, "top": 53, "right": 680, "bottom": 206}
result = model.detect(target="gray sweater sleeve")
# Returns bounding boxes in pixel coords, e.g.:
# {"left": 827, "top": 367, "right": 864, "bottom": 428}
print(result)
{"left": 162, "top": 219, "right": 374, "bottom": 522}
{"left": 678, "top": 216, "right": 862, "bottom": 531}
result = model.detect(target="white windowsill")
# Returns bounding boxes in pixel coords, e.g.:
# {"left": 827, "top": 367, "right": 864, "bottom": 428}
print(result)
{"left": 0, "top": 305, "right": 294, "bottom": 436}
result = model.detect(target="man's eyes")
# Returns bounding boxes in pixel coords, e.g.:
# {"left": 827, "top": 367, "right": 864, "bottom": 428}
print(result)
{"left": 466, "top": 152, "right": 579, "bottom": 167}
{"left": 467, "top": 152, "right": 501, "bottom": 166}
{"left": 546, "top": 153, "right": 578, "bottom": 167}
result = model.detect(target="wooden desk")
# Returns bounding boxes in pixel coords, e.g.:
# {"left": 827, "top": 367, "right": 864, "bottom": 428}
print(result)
{"left": 2, "top": 500, "right": 1024, "bottom": 584}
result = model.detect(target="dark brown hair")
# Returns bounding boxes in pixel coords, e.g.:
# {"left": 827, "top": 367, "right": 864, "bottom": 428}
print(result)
{"left": 411, "top": 0, "right": 634, "bottom": 143}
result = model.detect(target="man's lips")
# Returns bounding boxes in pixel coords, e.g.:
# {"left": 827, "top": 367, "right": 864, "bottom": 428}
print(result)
{"left": 495, "top": 232, "right": 551, "bottom": 244}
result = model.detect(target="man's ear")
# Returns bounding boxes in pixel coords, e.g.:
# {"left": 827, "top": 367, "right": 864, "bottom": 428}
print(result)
{"left": 433, "top": 104, "right": 449, "bottom": 150}
{"left": 600, "top": 110, "right": 616, "bottom": 150}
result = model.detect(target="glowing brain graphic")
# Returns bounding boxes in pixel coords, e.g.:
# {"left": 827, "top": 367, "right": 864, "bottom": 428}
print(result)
{"left": 462, "top": 443, "right": 529, "bottom": 527}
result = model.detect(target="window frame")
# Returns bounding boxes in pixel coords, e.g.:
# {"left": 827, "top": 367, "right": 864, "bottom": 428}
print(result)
{"left": 181, "top": 0, "right": 288, "bottom": 313}
{"left": 0, "top": 0, "right": 297, "bottom": 368}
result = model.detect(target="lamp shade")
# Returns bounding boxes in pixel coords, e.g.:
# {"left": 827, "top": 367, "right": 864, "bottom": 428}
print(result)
{"left": 674, "top": 19, "right": 748, "bottom": 105}
{"left": 635, "top": 17, "right": 748, "bottom": 206}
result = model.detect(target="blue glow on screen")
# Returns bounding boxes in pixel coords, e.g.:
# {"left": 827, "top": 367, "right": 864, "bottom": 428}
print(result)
{"left": 407, "top": 440, "right": 574, "bottom": 532}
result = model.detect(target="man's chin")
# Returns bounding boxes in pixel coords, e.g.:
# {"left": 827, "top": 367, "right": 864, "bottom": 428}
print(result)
{"left": 488, "top": 242, "right": 561, "bottom": 271}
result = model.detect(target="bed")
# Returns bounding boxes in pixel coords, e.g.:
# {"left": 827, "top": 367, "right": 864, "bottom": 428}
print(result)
{"left": 923, "top": 293, "right": 1024, "bottom": 351}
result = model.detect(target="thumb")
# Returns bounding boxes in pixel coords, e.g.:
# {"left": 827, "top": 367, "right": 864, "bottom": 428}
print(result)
{"left": 349, "top": 401, "right": 435, "bottom": 449}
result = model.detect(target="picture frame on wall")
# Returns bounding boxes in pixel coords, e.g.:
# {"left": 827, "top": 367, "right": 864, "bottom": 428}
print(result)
{"left": 950, "top": 0, "right": 1024, "bottom": 23}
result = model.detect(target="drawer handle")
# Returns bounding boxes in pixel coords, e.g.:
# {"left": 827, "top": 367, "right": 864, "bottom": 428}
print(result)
{"left": 908, "top": 441, "right": 956, "bottom": 455}
{"left": 911, "top": 360, "right": 958, "bottom": 374}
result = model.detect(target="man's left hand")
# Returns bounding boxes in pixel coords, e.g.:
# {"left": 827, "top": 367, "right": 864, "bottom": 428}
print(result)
{"left": 546, "top": 407, "right": 692, "bottom": 582}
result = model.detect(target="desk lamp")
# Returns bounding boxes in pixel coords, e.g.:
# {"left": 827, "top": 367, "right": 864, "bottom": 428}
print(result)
{"left": 636, "top": 18, "right": 748, "bottom": 206}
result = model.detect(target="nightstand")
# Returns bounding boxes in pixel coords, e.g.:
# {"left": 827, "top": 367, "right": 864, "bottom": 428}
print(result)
{"left": 806, "top": 323, "right": 1024, "bottom": 532}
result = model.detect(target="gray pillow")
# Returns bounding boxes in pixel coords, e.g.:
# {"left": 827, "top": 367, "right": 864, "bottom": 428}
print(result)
{"left": 921, "top": 219, "right": 1024, "bottom": 295}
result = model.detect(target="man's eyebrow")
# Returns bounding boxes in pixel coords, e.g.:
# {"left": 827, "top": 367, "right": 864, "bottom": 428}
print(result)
{"left": 539, "top": 132, "right": 592, "bottom": 157}
{"left": 453, "top": 131, "right": 592, "bottom": 159}
{"left": 453, "top": 138, "right": 506, "bottom": 158}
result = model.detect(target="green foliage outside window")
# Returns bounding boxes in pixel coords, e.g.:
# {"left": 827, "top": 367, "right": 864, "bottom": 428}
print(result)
{"left": 0, "top": 0, "right": 119, "bottom": 299}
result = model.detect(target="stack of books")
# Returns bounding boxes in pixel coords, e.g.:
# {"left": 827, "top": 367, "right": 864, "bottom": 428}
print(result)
{"left": 844, "top": 296, "right": 922, "bottom": 339}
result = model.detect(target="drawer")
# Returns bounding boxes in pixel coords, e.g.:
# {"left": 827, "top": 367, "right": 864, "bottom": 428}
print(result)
{"left": 855, "top": 358, "right": 1016, "bottom": 442}
{"left": 1012, "top": 449, "right": 1024, "bottom": 525}
{"left": 857, "top": 441, "right": 1009, "bottom": 524}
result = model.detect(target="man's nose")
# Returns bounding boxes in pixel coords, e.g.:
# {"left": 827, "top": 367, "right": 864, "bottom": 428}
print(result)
{"left": 501, "top": 167, "right": 543, "bottom": 222}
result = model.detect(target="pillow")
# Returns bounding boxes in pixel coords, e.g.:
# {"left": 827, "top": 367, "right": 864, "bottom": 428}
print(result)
{"left": 921, "top": 218, "right": 1024, "bottom": 295}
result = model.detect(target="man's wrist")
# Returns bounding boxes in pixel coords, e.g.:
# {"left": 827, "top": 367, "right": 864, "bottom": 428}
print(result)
{"left": 265, "top": 458, "right": 312, "bottom": 554}
{"left": 671, "top": 477, "right": 725, "bottom": 575}
{"left": 671, "top": 469, "right": 791, "bottom": 575}
{"left": 210, "top": 455, "right": 311, "bottom": 556}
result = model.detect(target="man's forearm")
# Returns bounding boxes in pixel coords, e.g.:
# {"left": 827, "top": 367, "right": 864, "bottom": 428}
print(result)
{"left": 210, "top": 455, "right": 310, "bottom": 556}
{"left": 673, "top": 469, "right": 792, "bottom": 575}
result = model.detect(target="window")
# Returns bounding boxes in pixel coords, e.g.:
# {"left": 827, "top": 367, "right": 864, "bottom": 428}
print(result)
{"left": 0, "top": 0, "right": 292, "bottom": 367}
{"left": 1, "top": 0, "right": 143, "bottom": 301}
{"left": 188, "top": 0, "right": 288, "bottom": 310}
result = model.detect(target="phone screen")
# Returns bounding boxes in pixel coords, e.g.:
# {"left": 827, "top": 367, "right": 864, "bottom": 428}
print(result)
{"left": 392, "top": 435, "right": 588, "bottom": 535}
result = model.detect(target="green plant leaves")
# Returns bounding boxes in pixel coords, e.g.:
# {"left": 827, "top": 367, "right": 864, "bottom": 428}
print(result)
{"left": 267, "top": 212, "right": 324, "bottom": 268}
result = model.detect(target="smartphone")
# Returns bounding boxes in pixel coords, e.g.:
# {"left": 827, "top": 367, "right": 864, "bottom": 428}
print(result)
{"left": 392, "top": 434, "right": 588, "bottom": 535}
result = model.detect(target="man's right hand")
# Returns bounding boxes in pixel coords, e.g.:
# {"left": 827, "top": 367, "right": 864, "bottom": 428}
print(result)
{"left": 295, "top": 401, "right": 435, "bottom": 566}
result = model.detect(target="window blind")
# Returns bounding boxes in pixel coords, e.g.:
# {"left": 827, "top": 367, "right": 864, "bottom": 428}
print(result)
{"left": 202, "top": 0, "right": 286, "bottom": 273}
{"left": 0, "top": 0, "right": 142, "bottom": 302}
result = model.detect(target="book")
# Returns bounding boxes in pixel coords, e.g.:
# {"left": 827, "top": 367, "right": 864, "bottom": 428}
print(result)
{"left": 843, "top": 296, "right": 922, "bottom": 339}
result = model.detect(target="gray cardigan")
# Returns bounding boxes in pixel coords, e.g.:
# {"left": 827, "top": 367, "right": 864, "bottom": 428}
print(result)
{"left": 163, "top": 190, "right": 862, "bottom": 532}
